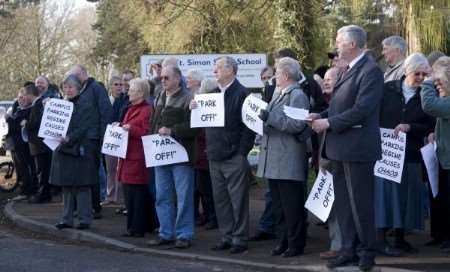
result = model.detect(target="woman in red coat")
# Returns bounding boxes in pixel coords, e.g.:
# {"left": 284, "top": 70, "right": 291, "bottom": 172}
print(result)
{"left": 117, "top": 78, "right": 156, "bottom": 237}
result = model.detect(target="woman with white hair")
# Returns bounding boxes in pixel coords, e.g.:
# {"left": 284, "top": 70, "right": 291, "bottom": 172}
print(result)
{"left": 375, "top": 53, "right": 435, "bottom": 255}
{"left": 186, "top": 69, "right": 204, "bottom": 94}
{"left": 421, "top": 56, "right": 450, "bottom": 252}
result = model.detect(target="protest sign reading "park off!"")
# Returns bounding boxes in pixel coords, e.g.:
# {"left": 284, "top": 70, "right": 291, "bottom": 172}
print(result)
{"left": 304, "top": 170, "right": 334, "bottom": 222}
{"left": 142, "top": 135, "right": 189, "bottom": 167}
{"left": 374, "top": 128, "right": 407, "bottom": 183}
{"left": 101, "top": 125, "right": 129, "bottom": 159}
{"left": 241, "top": 95, "right": 267, "bottom": 135}
{"left": 38, "top": 98, "right": 74, "bottom": 140}
{"left": 190, "top": 93, "right": 225, "bottom": 128}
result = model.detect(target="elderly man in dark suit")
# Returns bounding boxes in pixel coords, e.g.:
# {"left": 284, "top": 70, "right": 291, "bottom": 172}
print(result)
{"left": 310, "top": 25, "right": 384, "bottom": 271}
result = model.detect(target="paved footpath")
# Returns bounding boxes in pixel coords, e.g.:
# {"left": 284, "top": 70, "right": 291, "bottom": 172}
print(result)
{"left": 4, "top": 183, "right": 450, "bottom": 272}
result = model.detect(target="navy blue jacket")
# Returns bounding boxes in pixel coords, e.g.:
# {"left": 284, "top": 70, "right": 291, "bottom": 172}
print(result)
{"left": 78, "top": 78, "right": 113, "bottom": 140}
{"left": 321, "top": 54, "right": 384, "bottom": 162}
{"left": 205, "top": 79, "right": 255, "bottom": 161}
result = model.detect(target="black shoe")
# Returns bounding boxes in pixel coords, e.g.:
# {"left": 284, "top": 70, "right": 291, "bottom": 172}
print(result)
{"left": 93, "top": 211, "right": 102, "bottom": 220}
{"left": 28, "top": 195, "right": 51, "bottom": 204}
{"left": 211, "top": 241, "right": 232, "bottom": 251}
{"left": 394, "top": 240, "right": 418, "bottom": 254}
{"left": 376, "top": 245, "right": 402, "bottom": 257}
{"left": 76, "top": 223, "right": 90, "bottom": 230}
{"left": 175, "top": 239, "right": 191, "bottom": 249}
{"left": 327, "top": 255, "right": 359, "bottom": 268}
{"left": 425, "top": 239, "right": 443, "bottom": 246}
{"left": 271, "top": 244, "right": 288, "bottom": 256}
{"left": 55, "top": 222, "right": 72, "bottom": 230}
{"left": 230, "top": 244, "right": 248, "bottom": 254}
{"left": 121, "top": 232, "right": 144, "bottom": 238}
{"left": 249, "top": 231, "right": 276, "bottom": 241}
{"left": 359, "top": 258, "right": 375, "bottom": 271}
{"left": 204, "top": 221, "right": 218, "bottom": 230}
{"left": 282, "top": 248, "right": 304, "bottom": 258}
{"left": 147, "top": 237, "right": 174, "bottom": 247}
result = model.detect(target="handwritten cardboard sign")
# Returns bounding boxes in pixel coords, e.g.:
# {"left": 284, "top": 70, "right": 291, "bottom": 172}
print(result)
{"left": 241, "top": 94, "right": 267, "bottom": 135}
{"left": 101, "top": 125, "right": 129, "bottom": 159}
{"left": 38, "top": 99, "right": 73, "bottom": 140}
{"left": 142, "top": 134, "right": 189, "bottom": 167}
{"left": 190, "top": 93, "right": 225, "bottom": 128}
{"left": 374, "top": 128, "right": 406, "bottom": 183}
{"left": 305, "top": 170, "right": 335, "bottom": 222}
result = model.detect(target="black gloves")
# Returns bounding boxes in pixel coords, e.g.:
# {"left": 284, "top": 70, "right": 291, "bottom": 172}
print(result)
{"left": 258, "top": 109, "right": 269, "bottom": 122}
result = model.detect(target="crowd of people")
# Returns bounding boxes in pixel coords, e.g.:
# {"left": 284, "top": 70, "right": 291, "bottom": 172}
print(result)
{"left": 3, "top": 24, "right": 450, "bottom": 271}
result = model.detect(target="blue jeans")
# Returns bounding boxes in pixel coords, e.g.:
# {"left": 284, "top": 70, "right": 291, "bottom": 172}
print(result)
{"left": 155, "top": 163, "right": 194, "bottom": 240}
{"left": 98, "top": 162, "right": 107, "bottom": 201}
{"left": 258, "top": 188, "right": 275, "bottom": 234}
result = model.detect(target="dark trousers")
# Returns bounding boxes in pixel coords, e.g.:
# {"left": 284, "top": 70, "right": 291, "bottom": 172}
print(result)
{"left": 91, "top": 151, "right": 101, "bottom": 213}
{"left": 196, "top": 169, "right": 216, "bottom": 223}
{"left": 123, "top": 183, "right": 158, "bottom": 235}
{"left": 34, "top": 152, "right": 52, "bottom": 199}
{"left": 269, "top": 179, "right": 306, "bottom": 250}
{"left": 429, "top": 166, "right": 450, "bottom": 241}
{"left": 12, "top": 149, "right": 36, "bottom": 196}
{"left": 332, "top": 161, "right": 376, "bottom": 261}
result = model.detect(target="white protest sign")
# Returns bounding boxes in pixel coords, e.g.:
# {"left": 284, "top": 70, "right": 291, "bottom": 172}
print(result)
{"left": 142, "top": 134, "right": 189, "bottom": 167}
{"left": 190, "top": 93, "right": 224, "bottom": 128}
{"left": 421, "top": 143, "right": 439, "bottom": 198}
{"left": 38, "top": 99, "right": 74, "bottom": 140}
{"left": 140, "top": 54, "right": 267, "bottom": 88}
{"left": 241, "top": 95, "right": 267, "bottom": 135}
{"left": 283, "top": 105, "right": 310, "bottom": 121}
{"left": 374, "top": 128, "right": 406, "bottom": 183}
{"left": 305, "top": 171, "right": 334, "bottom": 222}
{"left": 101, "top": 125, "right": 129, "bottom": 159}
{"left": 43, "top": 138, "right": 61, "bottom": 151}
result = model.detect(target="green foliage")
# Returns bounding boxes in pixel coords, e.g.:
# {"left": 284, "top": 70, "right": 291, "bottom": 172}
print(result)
{"left": 93, "top": 0, "right": 148, "bottom": 73}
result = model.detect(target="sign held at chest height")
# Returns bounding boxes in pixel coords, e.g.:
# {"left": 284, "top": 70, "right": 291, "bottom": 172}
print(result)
{"left": 241, "top": 95, "right": 267, "bottom": 135}
{"left": 142, "top": 134, "right": 189, "bottom": 167}
{"left": 38, "top": 99, "right": 74, "bottom": 140}
{"left": 101, "top": 125, "right": 129, "bottom": 159}
{"left": 190, "top": 93, "right": 225, "bottom": 128}
{"left": 374, "top": 128, "right": 407, "bottom": 183}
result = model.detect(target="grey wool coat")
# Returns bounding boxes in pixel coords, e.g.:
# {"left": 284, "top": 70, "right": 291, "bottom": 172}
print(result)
{"left": 257, "top": 83, "right": 310, "bottom": 181}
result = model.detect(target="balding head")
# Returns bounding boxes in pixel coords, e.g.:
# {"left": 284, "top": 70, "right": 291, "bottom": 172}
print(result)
{"left": 68, "top": 64, "right": 89, "bottom": 82}
{"left": 35, "top": 76, "right": 49, "bottom": 94}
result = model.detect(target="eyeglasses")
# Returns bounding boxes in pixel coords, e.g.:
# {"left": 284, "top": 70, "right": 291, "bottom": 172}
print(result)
{"left": 113, "top": 83, "right": 123, "bottom": 86}
{"left": 414, "top": 72, "right": 428, "bottom": 77}
{"left": 161, "top": 76, "right": 170, "bottom": 81}
{"left": 261, "top": 76, "right": 272, "bottom": 80}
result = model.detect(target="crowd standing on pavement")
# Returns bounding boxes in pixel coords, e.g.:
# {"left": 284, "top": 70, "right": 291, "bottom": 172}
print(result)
{"left": 3, "top": 24, "right": 450, "bottom": 272}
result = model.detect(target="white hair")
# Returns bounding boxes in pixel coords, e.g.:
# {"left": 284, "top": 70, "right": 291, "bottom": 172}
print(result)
{"left": 432, "top": 56, "right": 450, "bottom": 92}
{"left": 404, "top": 53, "right": 430, "bottom": 75}
{"left": 199, "top": 79, "right": 218, "bottom": 94}
{"left": 162, "top": 57, "right": 179, "bottom": 68}
{"left": 276, "top": 57, "right": 302, "bottom": 81}
{"left": 186, "top": 69, "right": 204, "bottom": 82}
{"left": 337, "top": 25, "right": 367, "bottom": 49}
{"left": 382, "top": 35, "right": 407, "bottom": 56}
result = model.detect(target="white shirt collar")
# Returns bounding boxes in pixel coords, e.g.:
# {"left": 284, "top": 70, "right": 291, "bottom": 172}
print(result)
{"left": 298, "top": 71, "right": 306, "bottom": 84}
{"left": 218, "top": 79, "right": 234, "bottom": 93}
{"left": 348, "top": 52, "right": 365, "bottom": 69}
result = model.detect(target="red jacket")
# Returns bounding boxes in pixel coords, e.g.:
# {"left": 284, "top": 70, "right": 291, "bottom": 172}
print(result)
{"left": 117, "top": 100, "right": 152, "bottom": 184}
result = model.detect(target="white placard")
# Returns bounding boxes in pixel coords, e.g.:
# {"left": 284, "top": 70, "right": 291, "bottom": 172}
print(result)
{"left": 241, "top": 94, "right": 267, "bottom": 135}
{"left": 305, "top": 171, "right": 335, "bottom": 222}
{"left": 421, "top": 143, "right": 439, "bottom": 198}
{"left": 43, "top": 138, "right": 61, "bottom": 151}
{"left": 190, "top": 93, "right": 225, "bottom": 128}
{"left": 101, "top": 125, "right": 129, "bottom": 159}
{"left": 38, "top": 99, "right": 73, "bottom": 140}
{"left": 140, "top": 54, "right": 267, "bottom": 88}
{"left": 283, "top": 105, "right": 310, "bottom": 121}
{"left": 142, "top": 134, "right": 189, "bottom": 167}
{"left": 374, "top": 128, "right": 407, "bottom": 183}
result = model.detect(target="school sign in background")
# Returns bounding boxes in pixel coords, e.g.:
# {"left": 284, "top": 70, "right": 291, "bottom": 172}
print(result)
{"left": 140, "top": 54, "right": 267, "bottom": 88}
